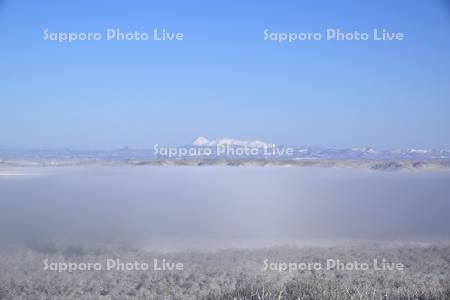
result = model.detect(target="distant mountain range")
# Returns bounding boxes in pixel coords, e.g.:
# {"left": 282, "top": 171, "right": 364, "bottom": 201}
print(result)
{"left": 0, "top": 137, "right": 449, "bottom": 162}
{"left": 186, "top": 137, "right": 450, "bottom": 160}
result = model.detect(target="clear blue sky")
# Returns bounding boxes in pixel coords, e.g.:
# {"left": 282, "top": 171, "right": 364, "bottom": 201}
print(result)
{"left": 1, "top": 0, "right": 450, "bottom": 149}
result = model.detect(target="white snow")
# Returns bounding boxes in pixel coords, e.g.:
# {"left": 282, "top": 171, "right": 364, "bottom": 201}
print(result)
{"left": 192, "top": 137, "right": 272, "bottom": 148}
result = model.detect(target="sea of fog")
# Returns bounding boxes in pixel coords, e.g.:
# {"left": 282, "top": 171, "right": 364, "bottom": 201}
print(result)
{"left": 0, "top": 166, "right": 449, "bottom": 250}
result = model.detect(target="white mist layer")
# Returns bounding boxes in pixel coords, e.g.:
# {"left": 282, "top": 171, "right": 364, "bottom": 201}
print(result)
{"left": 1, "top": 166, "right": 450, "bottom": 247}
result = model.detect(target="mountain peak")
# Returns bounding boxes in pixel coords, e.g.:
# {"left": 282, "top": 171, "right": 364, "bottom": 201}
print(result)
{"left": 192, "top": 136, "right": 210, "bottom": 146}
{"left": 191, "top": 137, "right": 271, "bottom": 148}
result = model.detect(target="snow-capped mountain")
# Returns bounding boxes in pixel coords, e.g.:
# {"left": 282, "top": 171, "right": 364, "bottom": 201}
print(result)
{"left": 191, "top": 137, "right": 272, "bottom": 148}
{"left": 185, "top": 137, "right": 450, "bottom": 160}
{"left": 192, "top": 137, "right": 210, "bottom": 146}
{"left": 1, "top": 139, "right": 449, "bottom": 163}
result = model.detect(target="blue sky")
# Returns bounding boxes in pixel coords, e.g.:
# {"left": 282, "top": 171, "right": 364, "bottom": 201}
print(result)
{"left": 1, "top": 0, "right": 450, "bottom": 149}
